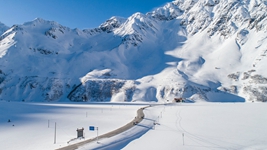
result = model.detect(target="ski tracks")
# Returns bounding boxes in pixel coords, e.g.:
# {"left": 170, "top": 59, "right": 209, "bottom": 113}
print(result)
{"left": 174, "top": 106, "right": 240, "bottom": 150}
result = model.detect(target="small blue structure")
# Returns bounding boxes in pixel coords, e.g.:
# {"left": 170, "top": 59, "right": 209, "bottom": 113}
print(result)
{"left": 89, "top": 126, "right": 95, "bottom": 131}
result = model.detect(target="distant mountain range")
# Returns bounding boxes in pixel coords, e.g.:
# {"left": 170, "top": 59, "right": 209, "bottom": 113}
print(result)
{"left": 1, "top": 0, "right": 267, "bottom": 102}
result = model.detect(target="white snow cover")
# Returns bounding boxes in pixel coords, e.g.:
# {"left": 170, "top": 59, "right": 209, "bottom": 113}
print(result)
{"left": 0, "top": 102, "right": 267, "bottom": 150}
{"left": 0, "top": 0, "right": 267, "bottom": 102}
{"left": 0, "top": 102, "right": 141, "bottom": 150}
{"left": 1, "top": 1, "right": 267, "bottom": 149}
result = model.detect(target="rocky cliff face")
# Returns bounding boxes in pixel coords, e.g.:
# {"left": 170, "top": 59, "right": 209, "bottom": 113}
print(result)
{"left": 0, "top": 0, "right": 267, "bottom": 102}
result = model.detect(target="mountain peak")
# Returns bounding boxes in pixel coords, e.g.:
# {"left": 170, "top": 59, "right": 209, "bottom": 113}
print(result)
{"left": 0, "top": 22, "right": 9, "bottom": 35}
{"left": 148, "top": 1, "right": 182, "bottom": 20}
{"left": 1, "top": 0, "right": 267, "bottom": 102}
{"left": 21, "top": 18, "right": 68, "bottom": 30}
{"left": 99, "top": 16, "right": 127, "bottom": 32}
{"left": 23, "top": 18, "right": 49, "bottom": 25}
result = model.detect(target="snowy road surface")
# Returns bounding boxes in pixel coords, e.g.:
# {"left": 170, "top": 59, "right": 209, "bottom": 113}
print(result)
{"left": 57, "top": 106, "right": 148, "bottom": 150}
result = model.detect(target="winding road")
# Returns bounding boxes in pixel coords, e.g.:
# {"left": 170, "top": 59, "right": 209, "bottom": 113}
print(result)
{"left": 56, "top": 106, "right": 149, "bottom": 150}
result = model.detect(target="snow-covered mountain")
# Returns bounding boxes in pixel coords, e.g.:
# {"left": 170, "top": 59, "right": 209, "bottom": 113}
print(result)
{"left": 0, "top": 22, "right": 9, "bottom": 35}
{"left": 1, "top": 0, "right": 267, "bottom": 102}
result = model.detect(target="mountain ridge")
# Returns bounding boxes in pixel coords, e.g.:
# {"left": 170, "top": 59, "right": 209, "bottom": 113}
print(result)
{"left": 0, "top": 0, "right": 267, "bottom": 102}
{"left": 0, "top": 22, "right": 9, "bottom": 35}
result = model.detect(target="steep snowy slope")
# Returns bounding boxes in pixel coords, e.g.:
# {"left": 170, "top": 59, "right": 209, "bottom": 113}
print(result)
{"left": 1, "top": 0, "right": 267, "bottom": 102}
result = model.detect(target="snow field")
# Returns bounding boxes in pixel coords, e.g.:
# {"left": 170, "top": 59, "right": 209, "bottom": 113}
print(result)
{"left": 0, "top": 102, "right": 141, "bottom": 150}
{"left": 123, "top": 103, "right": 267, "bottom": 150}
{"left": 1, "top": 102, "right": 267, "bottom": 150}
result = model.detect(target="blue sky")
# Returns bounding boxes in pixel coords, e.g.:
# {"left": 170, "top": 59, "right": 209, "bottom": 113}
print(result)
{"left": 0, "top": 0, "right": 171, "bottom": 29}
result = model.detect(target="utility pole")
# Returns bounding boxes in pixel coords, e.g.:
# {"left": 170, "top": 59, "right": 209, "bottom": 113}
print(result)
{"left": 182, "top": 133, "right": 184, "bottom": 145}
{"left": 96, "top": 127, "right": 99, "bottom": 143}
{"left": 54, "top": 122, "right": 56, "bottom": 144}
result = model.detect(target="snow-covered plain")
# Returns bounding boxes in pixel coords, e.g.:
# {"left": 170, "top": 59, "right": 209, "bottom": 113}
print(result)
{"left": 0, "top": 102, "right": 141, "bottom": 150}
{"left": 123, "top": 103, "right": 267, "bottom": 150}
{"left": 1, "top": 102, "right": 266, "bottom": 150}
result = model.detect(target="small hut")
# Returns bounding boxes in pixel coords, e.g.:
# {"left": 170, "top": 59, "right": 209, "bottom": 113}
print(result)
{"left": 173, "top": 97, "right": 184, "bottom": 103}
{"left": 76, "top": 128, "right": 84, "bottom": 138}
